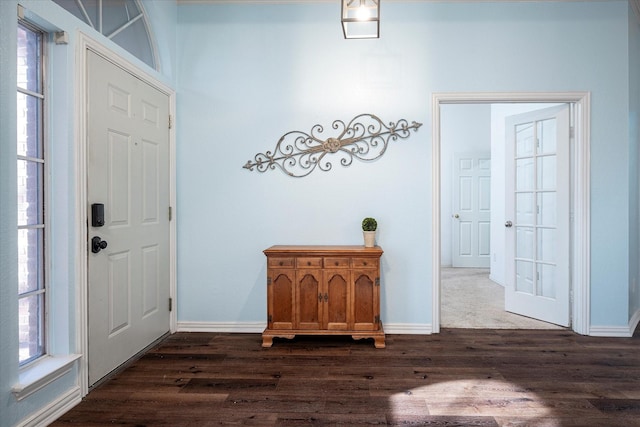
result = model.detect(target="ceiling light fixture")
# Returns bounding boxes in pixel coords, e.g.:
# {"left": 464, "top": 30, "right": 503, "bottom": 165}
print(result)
{"left": 341, "top": 0, "right": 380, "bottom": 39}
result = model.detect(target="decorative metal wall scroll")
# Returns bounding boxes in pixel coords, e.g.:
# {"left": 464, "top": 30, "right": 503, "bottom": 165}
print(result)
{"left": 243, "top": 113, "right": 422, "bottom": 178}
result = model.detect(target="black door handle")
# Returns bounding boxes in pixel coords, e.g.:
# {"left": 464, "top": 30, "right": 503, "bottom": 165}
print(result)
{"left": 91, "top": 236, "right": 108, "bottom": 253}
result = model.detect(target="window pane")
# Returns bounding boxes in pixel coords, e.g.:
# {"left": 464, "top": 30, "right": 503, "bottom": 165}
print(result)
{"left": 17, "top": 24, "right": 41, "bottom": 93}
{"left": 516, "top": 260, "right": 534, "bottom": 294}
{"left": 103, "top": 0, "right": 141, "bottom": 36}
{"left": 18, "top": 228, "right": 44, "bottom": 295}
{"left": 17, "top": 92, "right": 43, "bottom": 158}
{"left": 19, "top": 293, "right": 45, "bottom": 364}
{"left": 537, "top": 118, "right": 557, "bottom": 155}
{"left": 515, "top": 122, "right": 535, "bottom": 157}
{"left": 17, "top": 160, "right": 44, "bottom": 226}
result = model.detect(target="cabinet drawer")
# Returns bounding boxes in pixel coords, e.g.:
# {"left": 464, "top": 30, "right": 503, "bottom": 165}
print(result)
{"left": 324, "top": 257, "right": 350, "bottom": 268}
{"left": 352, "top": 258, "right": 378, "bottom": 268}
{"left": 268, "top": 257, "right": 294, "bottom": 268}
{"left": 297, "top": 257, "right": 323, "bottom": 268}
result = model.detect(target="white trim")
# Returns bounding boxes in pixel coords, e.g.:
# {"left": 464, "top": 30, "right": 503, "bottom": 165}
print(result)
{"left": 178, "top": 321, "right": 267, "bottom": 333}
{"left": 177, "top": 321, "right": 433, "bottom": 334}
{"left": 15, "top": 386, "right": 82, "bottom": 427}
{"left": 431, "top": 92, "right": 591, "bottom": 335}
{"left": 12, "top": 354, "right": 82, "bottom": 401}
{"left": 384, "top": 323, "right": 432, "bottom": 334}
{"left": 589, "top": 326, "right": 634, "bottom": 338}
{"left": 75, "top": 31, "right": 177, "bottom": 397}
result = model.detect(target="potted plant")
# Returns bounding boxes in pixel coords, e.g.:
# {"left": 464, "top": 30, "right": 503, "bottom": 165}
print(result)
{"left": 362, "top": 217, "right": 377, "bottom": 247}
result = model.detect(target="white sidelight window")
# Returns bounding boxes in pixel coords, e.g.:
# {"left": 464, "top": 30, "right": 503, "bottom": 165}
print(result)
{"left": 17, "top": 21, "right": 46, "bottom": 366}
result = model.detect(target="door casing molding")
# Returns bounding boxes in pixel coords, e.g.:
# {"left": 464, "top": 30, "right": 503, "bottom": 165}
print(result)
{"left": 431, "top": 92, "right": 590, "bottom": 335}
{"left": 75, "top": 32, "right": 177, "bottom": 397}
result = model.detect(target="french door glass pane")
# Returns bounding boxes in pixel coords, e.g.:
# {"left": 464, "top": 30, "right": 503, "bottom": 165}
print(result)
{"left": 537, "top": 155, "right": 556, "bottom": 191}
{"left": 537, "top": 228, "right": 556, "bottom": 264}
{"left": 516, "top": 227, "right": 534, "bottom": 260}
{"left": 538, "top": 264, "right": 556, "bottom": 298}
{"left": 516, "top": 192, "right": 535, "bottom": 225}
{"left": 516, "top": 260, "right": 534, "bottom": 294}
{"left": 18, "top": 293, "right": 44, "bottom": 364}
{"left": 17, "top": 160, "right": 44, "bottom": 226}
{"left": 516, "top": 158, "right": 534, "bottom": 191}
{"left": 537, "top": 192, "right": 556, "bottom": 226}
{"left": 516, "top": 122, "right": 534, "bottom": 157}
{"left": 18, "top": 228, "right": 44, "bottom": 294}
{"left": 537, "top": 118, "right": 557, "bottom": 155}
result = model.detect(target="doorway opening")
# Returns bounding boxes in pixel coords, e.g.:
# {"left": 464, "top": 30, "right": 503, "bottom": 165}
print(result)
{"left": 431, "top": 93, "right": 591, "bottom": 335}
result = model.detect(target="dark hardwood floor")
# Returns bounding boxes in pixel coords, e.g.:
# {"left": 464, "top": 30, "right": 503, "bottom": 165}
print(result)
{"left": 52, "top": 328, "right": 640, "bottom": 426}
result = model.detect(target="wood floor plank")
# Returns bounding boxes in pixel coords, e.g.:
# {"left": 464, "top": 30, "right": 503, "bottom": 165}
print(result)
{"left": 51, "top": 329, "right": 640, "bottom": 426}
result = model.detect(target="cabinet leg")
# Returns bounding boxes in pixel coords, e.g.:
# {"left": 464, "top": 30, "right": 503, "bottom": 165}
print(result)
{"left": 374, "top": 336, "right": 386, "bottom": 349}
{"left": 262, "top": 335, "right": 274, "bottom": 348}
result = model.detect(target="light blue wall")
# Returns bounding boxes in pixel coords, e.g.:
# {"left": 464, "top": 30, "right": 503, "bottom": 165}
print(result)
{"left": 0, "top": 1, "right": 636, "bottom": 425}
{"left": 176, "top": 1, "right": 632, "bottom": 328}
{"left": 440, "top": 104, "right": 491, "bottom": 268}
{"left": 0, "top": 1, "right": 176, "bottom": 425}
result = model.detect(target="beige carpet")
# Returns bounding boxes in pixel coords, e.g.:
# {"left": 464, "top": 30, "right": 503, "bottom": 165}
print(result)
{"left": 441, "top": 267, "right": 564, "bottom": 329}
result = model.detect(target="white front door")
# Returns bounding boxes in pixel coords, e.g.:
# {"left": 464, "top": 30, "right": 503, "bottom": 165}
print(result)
{"left": 87, "top": 50, "right": 171, "bottom": 385}
{"left": 504, "top": 105, "right": 570, "bottom": 327}
{"left": 452, "top": 152, "right": 491, "bottom": 268}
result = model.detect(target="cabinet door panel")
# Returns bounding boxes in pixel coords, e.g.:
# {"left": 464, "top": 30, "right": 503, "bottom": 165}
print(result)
{"left": 352, "top": 269, "right": 379, "bottom": 331}
{"left": 296, "top": 270, "right": 322, "bottom": 329}
{"left": 269, "top": 269, "right": 295, "bottom": 329}
{"left": 324, "top": 270, "right": 350, "bottom": 330}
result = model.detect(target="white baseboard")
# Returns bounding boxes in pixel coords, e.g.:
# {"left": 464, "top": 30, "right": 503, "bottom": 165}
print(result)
{"left": 589, "top": 325, "right": 634, "bottom": 337}
{"left": 17, "top": 386, "right": 82, "bottom": 427}
{"left": 177, "top": 321, "right": 266, "bottom": 333}
{"left": 384, "top": 323, "right": 433, "bottom": 334}
{"left": 177, "top": 321, "right": 432, "bottom": 335}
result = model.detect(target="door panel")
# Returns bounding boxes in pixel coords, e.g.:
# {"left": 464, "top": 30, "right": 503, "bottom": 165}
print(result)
{"left": 325, "top": 270, "right": 349, "bottom": 330}
{"left": 505, "top": 105, "right": 570, "bottom": 327}
{"left": 269, "top": 270, "right": 294, "bottom": 330}
{"left": 452, "top": 152, "right": 491, "bottom": 267}
{"left": 296, "top": 270, "right": 322, "bottom": 330}
{"left": 87, "top": 51, "right": 170, "bottom": 385}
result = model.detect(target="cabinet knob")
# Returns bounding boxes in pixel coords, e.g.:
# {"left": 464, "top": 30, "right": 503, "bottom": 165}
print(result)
{"left": 318, "top": 293, "right": 323, "bottom": 302}
{"left": 279, "top": 261, "right": 284, "bottom": 266}
{"left": 335, "top": 261, "right": 339, "bottom": 266}
{"left": 307, "top": 261, "right": 311, "bottom": 266}
{"left": 363, "top": 261, "right": 367, "bottom": 266}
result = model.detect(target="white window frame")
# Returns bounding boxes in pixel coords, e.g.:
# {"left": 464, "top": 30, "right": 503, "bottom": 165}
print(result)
{"left": 13, "top": 13, "right": 81, "bottom": 402}
{"left": 17, "top": 19, "right": 48, "bottom": 368}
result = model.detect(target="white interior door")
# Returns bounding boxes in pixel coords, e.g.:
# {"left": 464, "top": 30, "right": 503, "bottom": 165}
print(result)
{"left": 504, "top": 105, "right": 570, "bottom": 326}
{"left": 87, "top": 50, "right": 171, "bottom": 385}
{"left": 452, "top": 152, "right": 491, "bottom": 268}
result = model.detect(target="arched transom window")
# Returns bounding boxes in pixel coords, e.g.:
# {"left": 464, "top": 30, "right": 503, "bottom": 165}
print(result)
{"left": 53, "top": 0, "right": 157, "bottom": 70}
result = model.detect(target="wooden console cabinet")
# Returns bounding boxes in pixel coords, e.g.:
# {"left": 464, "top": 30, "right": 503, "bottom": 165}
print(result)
{"left": 262, "top": 245, "right": 385, "bottom": 348}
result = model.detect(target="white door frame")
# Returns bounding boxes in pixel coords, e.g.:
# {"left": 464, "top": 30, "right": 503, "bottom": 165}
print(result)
{"left": 431, "top": 92, "right": 590, "bottom": 335}
{"left": 74, "top": 32, "right": 177, "bottom": 396}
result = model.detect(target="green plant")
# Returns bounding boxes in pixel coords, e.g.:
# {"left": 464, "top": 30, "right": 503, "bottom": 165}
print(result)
{"left": 362, "top": 217, "right": 377, "bottom": 232}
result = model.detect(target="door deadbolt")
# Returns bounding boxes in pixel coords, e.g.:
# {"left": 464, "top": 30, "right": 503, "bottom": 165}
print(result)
{"left": 91, "top": 236, "right": 108, "bottom": 253}
{"left": 505, "top": 221, "right": 513, "bottom": 228}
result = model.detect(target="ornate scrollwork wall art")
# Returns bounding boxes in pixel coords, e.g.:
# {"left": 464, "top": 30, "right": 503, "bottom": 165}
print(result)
{"left": 243, "top": 113, "right": 423, "bottom": 178}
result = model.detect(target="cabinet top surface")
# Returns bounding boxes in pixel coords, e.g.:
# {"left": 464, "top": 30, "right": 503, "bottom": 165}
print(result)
{"left": 264, "top": 245, "right": 383, "bottom": 256}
